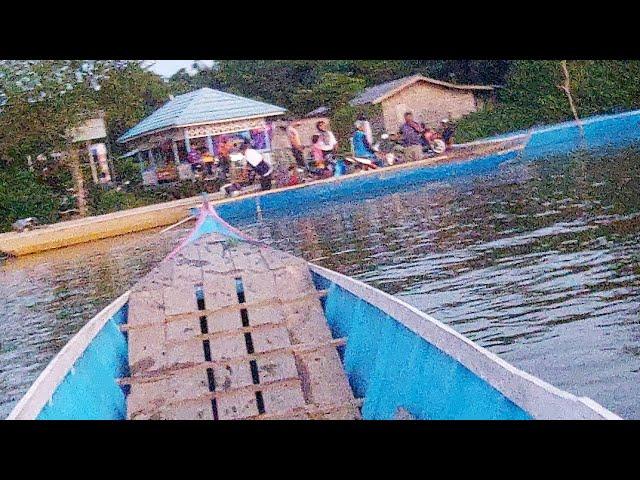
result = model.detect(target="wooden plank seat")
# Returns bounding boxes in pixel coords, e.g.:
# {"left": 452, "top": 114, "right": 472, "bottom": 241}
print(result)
{"left": 125, "top": 234, "right": 360, "bottom": 420}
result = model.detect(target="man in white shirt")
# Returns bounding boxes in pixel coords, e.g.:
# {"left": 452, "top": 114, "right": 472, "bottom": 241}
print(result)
{"left": 240, "top": 141, "right": 273, "bottom": 190}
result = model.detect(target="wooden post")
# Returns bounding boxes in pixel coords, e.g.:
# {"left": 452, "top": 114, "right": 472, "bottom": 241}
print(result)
{"left": 172, "top": 140, "right": 180, "bottom": 164}
{"left": 263, "top": 124, "right": 274, "bottom": 168}
{"left": 67, "top": 146, "right": 88, "bottom": 216}
{"left": 137, "top": 151, "right": 145, "bottom": 176}
{"left": 86, "top": 141, "right": 99, "bottom": 184}
{"left": 205, "top": 135, "right": 214, "bottom": 154}
{"left": 263, "top": 125, "right": 271, "bottom": 152}
{"left": 105, "top": 142, "right": 117, "bottom": 182}
{"left": 184, "top": 130, "right": 191, "bottom": 153}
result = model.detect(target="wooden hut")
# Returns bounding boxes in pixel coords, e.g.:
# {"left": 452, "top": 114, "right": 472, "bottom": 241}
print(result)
{"left": 66, "top": 111, "right": 113, "bottom": 185}
{"left": 350, "top": 75, "right": 495, "bottom": 134}
{"left": 117, "top": 88, "right": 286, "bottom": 185}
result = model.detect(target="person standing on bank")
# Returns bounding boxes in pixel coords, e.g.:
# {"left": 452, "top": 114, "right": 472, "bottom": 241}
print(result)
{"left": 286, "top": 121, "right": 306, "bottom": 170}
{"left": 357, "top": 113, "right": 373, "bottom": 146}
{"left": 240, "top": 140, "right": 273, "bottom": 191}
{"left": 440, "top": 118, "right": 456, "bottom": 148}
{"left": 201, "top": 148, "right": 215, "bottom": 176}
{"left": 400, "top": 112, "right": 425, "bottom": 162}
{"left": 316, "top": 120, "right": 338, "bottom": 162}
{"left": 353, "top": 120, "right": 381, "bottom": 167}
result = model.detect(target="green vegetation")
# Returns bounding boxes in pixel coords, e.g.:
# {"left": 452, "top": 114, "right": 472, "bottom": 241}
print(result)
{"left": 2, "top": 60, "right": 640, "bottom": 233}
{"left": 455, "top": 61, "right": 640, "bottom": 142}
{"left": 86, "top": 179, "right": 225, "bottom": 217}
{"left": 0, "top": 167, "right": 58, "bottom": 231}
{"left": 0, "top": 61, "right": 172, "bottom": 230}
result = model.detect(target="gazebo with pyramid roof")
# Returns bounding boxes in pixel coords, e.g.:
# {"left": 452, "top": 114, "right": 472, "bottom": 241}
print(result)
{"left": 117, "top": 88, "right": 286, "bottom": 183}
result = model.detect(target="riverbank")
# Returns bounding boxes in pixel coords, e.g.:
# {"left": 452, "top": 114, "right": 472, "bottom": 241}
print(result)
{"left": 4, "top": 103, "right": 640, "bottom": 258}
{"left": 0, "top": 136, "right": 525, "bottom": 257}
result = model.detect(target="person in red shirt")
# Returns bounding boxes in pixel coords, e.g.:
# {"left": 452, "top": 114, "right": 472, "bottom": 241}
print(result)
{"left": 285, "top": 164, "right": 301, "bottom": 186}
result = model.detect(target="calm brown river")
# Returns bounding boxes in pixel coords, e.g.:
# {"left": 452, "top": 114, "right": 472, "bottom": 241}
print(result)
{"left": 2, "top": 145, "right": 639, "bottom": 419}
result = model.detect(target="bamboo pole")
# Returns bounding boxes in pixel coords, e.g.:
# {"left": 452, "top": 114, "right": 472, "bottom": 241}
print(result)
{"left": 558, "top": 60, "right": 584, "bottom": 136}
{"left": 158, "top": 214, "right": 195, "bottom": 234}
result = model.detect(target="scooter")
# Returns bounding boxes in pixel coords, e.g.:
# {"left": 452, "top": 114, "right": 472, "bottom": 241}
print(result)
{"left": 422, "top": 130, "right": 447, "bottom": 156}
{"left": 305, "top": 153, "right": 340, "bottom": 178}
{"left": 375, "top": 133, "right": 406, "bottom": 165}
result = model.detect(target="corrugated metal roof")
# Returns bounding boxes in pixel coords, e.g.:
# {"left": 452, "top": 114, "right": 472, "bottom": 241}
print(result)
{"left": 117, "top": 88, "right": 286, "bottom": 143}
{"left": 305, "top": 106, "right": 329, "bottom": 117}
{"left": 350, "top": 75, "right": 494, "bottom": 106}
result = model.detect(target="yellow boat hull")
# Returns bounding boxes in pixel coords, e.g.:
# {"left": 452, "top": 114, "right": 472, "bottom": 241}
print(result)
{"left": 0, "top": 197, "right": 203, "bottom": 257}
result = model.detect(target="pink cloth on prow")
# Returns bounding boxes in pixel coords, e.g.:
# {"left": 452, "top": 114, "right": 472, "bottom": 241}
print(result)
{"left": 167, "top": 200, "right": 263, "bottom": 259}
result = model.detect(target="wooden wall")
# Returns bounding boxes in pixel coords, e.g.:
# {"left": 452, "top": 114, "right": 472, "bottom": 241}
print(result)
{"left": 380, "top": 82, "right": 478, "bottom": 133}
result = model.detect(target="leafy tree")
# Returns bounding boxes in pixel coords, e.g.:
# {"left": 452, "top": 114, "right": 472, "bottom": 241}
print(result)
{"left": 215, "top": 60, "right": 319, "bottom": 113}
{"left": 0, "top": 60, "right": 165, "bottom": 218}
{"left": 425, "top": 60, "right": 512, "bottom": 85}
{"left": 164, "top": 60, "right": 514, "bottom": 120}
{"left": 0, "top": 166, "right": 58, "bottom": 231}
{"left": 570, "top": 60, "right": 640, "bottom": 116}
{"left": 96, "top": 63, "right": 172, "bottom": 155}
{"left": 168, "top": 61, "right": 225, "bottom": 95}
{"left": 309, "top": 73, "right": 367, "bottom": 142}
{"left": 455, "top": 60, "right": 640, "bottom": 142}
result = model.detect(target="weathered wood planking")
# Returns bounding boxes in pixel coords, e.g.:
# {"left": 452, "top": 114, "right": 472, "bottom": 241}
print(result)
{"left": 126, "top": 234, "right": 359, "bottom": 420}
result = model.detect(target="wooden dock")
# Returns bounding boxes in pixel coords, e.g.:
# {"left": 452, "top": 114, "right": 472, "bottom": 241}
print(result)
{"left": 120, "top": 233, "right": 360, "bottom": 420}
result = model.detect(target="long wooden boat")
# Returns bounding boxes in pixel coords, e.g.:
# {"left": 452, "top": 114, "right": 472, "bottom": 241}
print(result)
{"left": 8, "top": 199, "right": 620, "bottom": 420}
{"left": 0, "top": 135, "right": 525, "bottom": 258}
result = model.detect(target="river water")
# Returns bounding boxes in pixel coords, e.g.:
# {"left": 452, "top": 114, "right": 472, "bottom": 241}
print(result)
{"left": 2, "top": 145, "right": 639, "bottom": 419}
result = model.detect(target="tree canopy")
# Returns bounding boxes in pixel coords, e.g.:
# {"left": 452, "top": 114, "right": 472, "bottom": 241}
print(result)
{"left": 166, "top": 60, "right": 513, "bottom": 118}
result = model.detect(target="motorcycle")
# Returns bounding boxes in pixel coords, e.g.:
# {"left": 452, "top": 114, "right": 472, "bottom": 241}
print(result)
{"left": 380, "top": 129, "right": 446, "bottom": 161}
{"left": 374, "top": 133, "right": 407, "bottom": 165}
{"left": 423, "top": 131, "right": 447, "bottom": 156}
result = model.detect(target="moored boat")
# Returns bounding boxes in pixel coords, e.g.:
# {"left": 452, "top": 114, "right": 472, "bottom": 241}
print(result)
{"left": 7, "top": 199, "right": 621, "bottom": 420}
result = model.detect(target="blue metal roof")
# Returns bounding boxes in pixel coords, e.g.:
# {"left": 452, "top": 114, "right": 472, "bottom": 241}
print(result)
{"left": 117, "top": 88, "right": 286, "bottom": 143}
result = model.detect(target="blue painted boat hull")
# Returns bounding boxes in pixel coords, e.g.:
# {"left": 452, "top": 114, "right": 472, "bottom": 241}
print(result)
{"left": 37, "top": 304, "right": 129, "bottom": 420}
{"left": 314, "top": 271, "right": 530, "bottom": 420}
{"left": 17, "top": 261, "right": 616, "bottom": 420}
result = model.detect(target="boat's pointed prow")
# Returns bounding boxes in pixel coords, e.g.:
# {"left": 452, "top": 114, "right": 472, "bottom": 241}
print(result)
{"left": 167, "top": 198, "right": 262, "bottom": 259}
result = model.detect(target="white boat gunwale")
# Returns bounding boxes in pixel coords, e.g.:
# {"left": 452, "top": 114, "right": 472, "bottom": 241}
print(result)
{"left": 8, "top": 198, "right": 622, "bottom": 420}
{"left": 7, "top": 291, "right": 131, "bottom": 420}
{"left": 310, "top": 264, "right": 621, "bottom": 420}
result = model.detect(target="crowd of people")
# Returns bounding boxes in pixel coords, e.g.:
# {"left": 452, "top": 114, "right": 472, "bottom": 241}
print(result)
{"left": 183, "top": 113, "right": 455, "bottom": 197}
